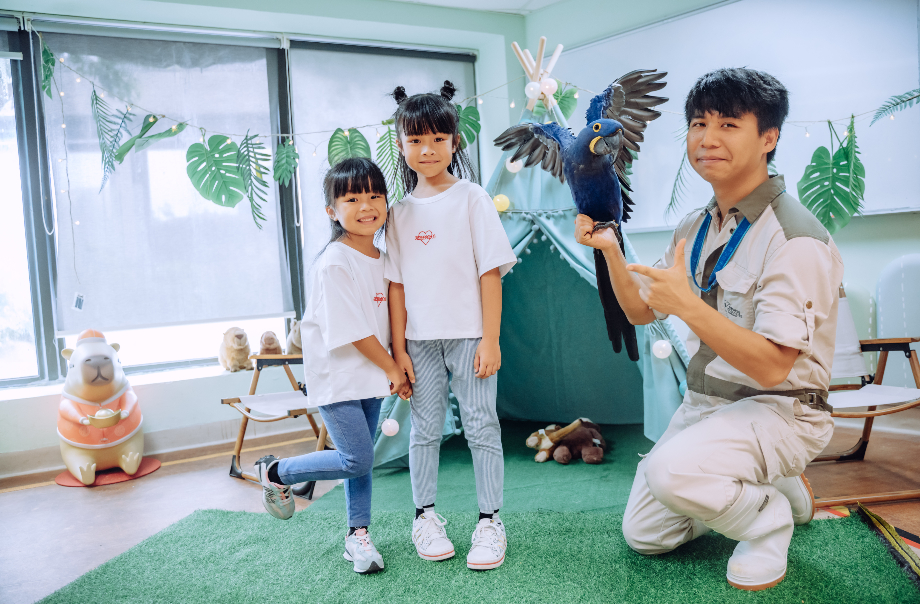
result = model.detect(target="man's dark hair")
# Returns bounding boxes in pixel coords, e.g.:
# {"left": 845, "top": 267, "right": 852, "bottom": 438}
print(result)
{"left": 684, "top": 68, "right": 789, "bottom": 163}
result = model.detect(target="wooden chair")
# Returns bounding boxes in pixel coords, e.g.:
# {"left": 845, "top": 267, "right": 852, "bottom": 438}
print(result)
{"left": 221, "top": 354, "right": 332, "bottom": 499}
{"left": 810, "top": 287, "right": 920, "bottom": 506}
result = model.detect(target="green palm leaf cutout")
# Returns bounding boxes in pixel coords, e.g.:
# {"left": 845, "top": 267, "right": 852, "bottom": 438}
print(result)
{"left": 375, "top": 126, "right": 404, "bottom": 202}
{"left": 41, "top": 41, "right": 55, "bottom": 99}
{"left": 186, "top": 135, "right": 245, "bottom": 208}
{"left": 116, "top": 116, "right": 188, "bottom": 162}
{"left": 533, "top": 81, "right": 577, "bottom": 121}
{"left": 237, "top": 130, "right": 271, "bottom": 229}
{"left": 871, "top": 89, "right": 920, "bottom": 125}
{"left": 91, "top": 88, "right": 134, "bottom": 192}
{"left": 328, "top": 128, "right": 372, "bottom": 167}
{"left": 667, "top": 150, "right": 692, "bottom": 219}
{"left": 273, "top": 139, "right": 299, "bottom": 187}
{"left": 455, "top": 104, "right": 481, "bottom": 150}
{"left": 797, "top": 118, "right": 865, "bottom": 235}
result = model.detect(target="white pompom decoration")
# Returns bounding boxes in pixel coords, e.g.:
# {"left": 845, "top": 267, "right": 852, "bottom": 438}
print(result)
{"left": 652, "top": 340, "right": 673, "bottom": 359}
{"left": 381, "top": 418, "right": 399, "bottom": 436}
{"left": 505, "top": 158, "right": 523, "bottom": 173}
{"left": 540, "top": 78, "right": 558, "bottom": 96}
{"left": 524, "top": 81, "right": 541, "bottom": 99}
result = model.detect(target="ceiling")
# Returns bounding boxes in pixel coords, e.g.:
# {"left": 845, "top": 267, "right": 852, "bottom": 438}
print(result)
{"left": 385, "top": 0, "right": 566, "bottom": 16}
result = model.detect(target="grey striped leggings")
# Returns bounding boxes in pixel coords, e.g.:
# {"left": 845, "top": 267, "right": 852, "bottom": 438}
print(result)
{"left": 407, "top": 338, "right": 504, "bottom": 513}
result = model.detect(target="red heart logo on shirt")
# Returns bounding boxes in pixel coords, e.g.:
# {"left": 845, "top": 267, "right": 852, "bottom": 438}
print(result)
{"left": 415, "top": 231, "right": 436, "bottom": 245}
{"left": 374, "top": 293, "right": 386, "bottom": 307}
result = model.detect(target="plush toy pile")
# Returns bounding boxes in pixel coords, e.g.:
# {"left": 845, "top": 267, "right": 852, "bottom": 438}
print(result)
{"left": 525, "top": 418, "right": 607, "bottom": 464}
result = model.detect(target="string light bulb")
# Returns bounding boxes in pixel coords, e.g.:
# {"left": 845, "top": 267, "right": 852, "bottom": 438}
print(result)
{"left": 510, "top": 100, "right": 515, "bottom": 108}
{"left": 59, "top": 91, "right": 64, "bottom": 97}
{"left": 344, "top": 129, "right": 350, "bottom": 137}
{"left": 478, "top": 98, "right": 483, "bottom": 104}
{"left": 805, "top": 128, "right": 810, "bottom": 138}
{"left": 226, "top": 138, "right": 232, "bottom": 145}
{"left": 75, "top": 77, "right": 80, "bottom": 83}
{"left": 312, "top": 150, "right": 317, "bottom": 157}
{"left": 59, "top": 57, "right": 64, "bottom": 63}
{"left": 171, "top": 125, "right": 177, "bottom": 132}
{"left": 99, "top": 92, "right": 104, "bottom": 98}
{"left": 890, "top": 114, "right": 895, "bottom": 121}
{"left": 574, "top": 91, "right": 579, "bottom": 98}
{"left": 149, "top": 116, "right": 156, "bottom": 122}
{"left": 61, "top": 123, "right": 66, "bottom": 128}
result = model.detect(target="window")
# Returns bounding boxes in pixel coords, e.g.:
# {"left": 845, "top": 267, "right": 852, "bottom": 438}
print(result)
{"left": 0, "top": 46, "right": 38, "bottom": 381}
{"left": 39, "top": 32, "right": 295, "bottom": 364}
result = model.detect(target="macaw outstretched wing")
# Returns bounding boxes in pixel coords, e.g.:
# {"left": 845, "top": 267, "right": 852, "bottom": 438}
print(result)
{"left": 586, "top": 69, "right": 668, "bottom": 176}
{"left": 493, "top": 122, "right": 575, "bottom": 184}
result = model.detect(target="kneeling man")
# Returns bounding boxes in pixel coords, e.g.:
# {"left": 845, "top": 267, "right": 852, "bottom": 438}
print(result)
{"left": 575, "top": 68, "right": 842, "bottom": 590}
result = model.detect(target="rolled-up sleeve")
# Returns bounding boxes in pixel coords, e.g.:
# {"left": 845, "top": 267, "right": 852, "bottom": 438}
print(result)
{"left": 753, "top": 237, "right": 841, "bottom": 355}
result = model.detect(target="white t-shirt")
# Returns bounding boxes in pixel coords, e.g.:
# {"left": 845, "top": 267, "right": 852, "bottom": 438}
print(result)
{"left": 301, "top": 242, "right": 391, "bottom": 407}
{"left": 385, "top": 179, "right": 517, "bottom": 340}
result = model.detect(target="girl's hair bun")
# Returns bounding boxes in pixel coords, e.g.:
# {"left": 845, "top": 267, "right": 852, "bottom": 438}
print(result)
{"left": 392, "top": 86, "right": 408, "bottom": 104}
{"left": 439, "top": 80, "right": 457, "bottom": 101}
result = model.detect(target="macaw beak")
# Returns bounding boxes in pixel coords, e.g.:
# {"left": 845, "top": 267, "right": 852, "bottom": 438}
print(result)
{"left": 589, "top": 130, "right": 623, "bottom": 156}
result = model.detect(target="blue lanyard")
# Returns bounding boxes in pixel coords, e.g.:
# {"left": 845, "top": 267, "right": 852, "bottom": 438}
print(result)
{"left": 690, "top": 212, "right": 751, "bottom": 293}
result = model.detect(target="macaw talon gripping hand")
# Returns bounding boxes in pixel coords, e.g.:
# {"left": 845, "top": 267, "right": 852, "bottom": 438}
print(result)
{"left": 590, "top": 221, "right": 623, "bottom": 245}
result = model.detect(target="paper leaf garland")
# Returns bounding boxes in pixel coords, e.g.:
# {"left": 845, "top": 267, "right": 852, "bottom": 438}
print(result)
{"left": 328, "top": 128, "right": 372, "bottom": 167}
{"left": 186, "top": 135, "right": 245, "bottom": 208}
{"left": 91, "top": 88, "right": 134, "bottom": 192}
{"left": 456, "top": 104, "right": 481, "bottom": 150}
{"left": 273, "top": 139, "right": 299, "bottom": 187}
{"left": 797, "top": 117, "right": 866, "bottom": 235}
{"left": 41, "top": 41, "right": 55, "bottom": 99}
{"left": 375, "top": 125, "right": 404, "bottom": 202}
{"left": 237, "top": 131, "right": 271, "bottom": 229}
{"left": 115, "top": 116, "right": 187, "bottom": 162}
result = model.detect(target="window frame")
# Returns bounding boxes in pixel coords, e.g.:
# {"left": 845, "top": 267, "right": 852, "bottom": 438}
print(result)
{"left": 1, "top": 23, "right": 477, "bottom": 390}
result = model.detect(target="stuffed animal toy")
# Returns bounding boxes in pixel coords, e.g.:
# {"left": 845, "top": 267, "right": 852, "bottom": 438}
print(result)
{"left": 259, "top": 331, "right": 283, "bottom": 355}
{"left": 285, "top": 319, "right": 303, "bottom": 355}
{"left": 219, "top": 327, "right": 253, "bottom": 372}
{"left": 57, "top": 329, "right": 144, "bottom": 485}
{"left": 525, "top": 418, "right": 607, "bottom": 464}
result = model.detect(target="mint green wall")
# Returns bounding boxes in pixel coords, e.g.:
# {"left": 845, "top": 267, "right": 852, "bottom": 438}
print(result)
{"left": 525, "top": 0, "right": 724, "bottom": 51}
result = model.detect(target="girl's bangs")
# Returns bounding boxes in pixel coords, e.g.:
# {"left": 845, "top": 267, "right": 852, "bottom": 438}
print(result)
{"left": 328, "top": 159, "right": 388, "bottom": 199}
{"left": 397, "top": 95, "right": 458, "bottom": 137}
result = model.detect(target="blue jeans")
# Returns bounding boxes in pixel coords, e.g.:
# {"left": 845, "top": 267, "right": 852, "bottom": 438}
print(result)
{"left": 277, "top": 397, "right": 382, "bottom": 527}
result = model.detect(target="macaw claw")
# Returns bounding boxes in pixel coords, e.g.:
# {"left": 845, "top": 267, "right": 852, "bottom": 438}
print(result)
{"left": 590, "top": 220, "right": 623, "bottom": 245}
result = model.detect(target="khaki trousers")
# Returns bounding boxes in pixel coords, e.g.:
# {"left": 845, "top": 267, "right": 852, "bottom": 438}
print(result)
{"left": 622, "top": 391, "right": 833, "bottom": 554}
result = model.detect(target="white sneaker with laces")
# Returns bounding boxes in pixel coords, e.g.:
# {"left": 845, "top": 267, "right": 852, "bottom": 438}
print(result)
{"left": 467, "top": 515, "right": 506, "bottom": 570}
{"left": 412, "top": 511, "right": 455, "bottom": 561}
{"left": 254, "top": 455, "right": 295, "bottom": 520}
{"left": 343, "top": 529, "right": 385, "bottom": 574}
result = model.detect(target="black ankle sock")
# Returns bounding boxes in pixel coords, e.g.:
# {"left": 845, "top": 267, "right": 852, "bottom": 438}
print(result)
{"left": 267, "top": 463, "right": 282, "bottom": 485}
{"left": 348, "top": 526, "right": 367, "bottom": 536}
{"left": 416, "top": 504, "right": 435, "bottom": 519}
{"left": 479, "top": 509, "right": 499, "bottom": 521}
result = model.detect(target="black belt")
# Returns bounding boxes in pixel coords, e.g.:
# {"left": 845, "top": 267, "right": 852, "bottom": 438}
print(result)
{"left": 787, "top": 390, "right": 832, "bottom": 414}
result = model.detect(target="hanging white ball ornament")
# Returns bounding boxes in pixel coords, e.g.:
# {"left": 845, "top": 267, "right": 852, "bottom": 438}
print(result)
{"left": 493, "top": 194, "right": 510, "bottom": 212}
{"left": 505, "top": 158, "right": 523, "bottom": 173}
{"left": 540, "top": 78, "right": 558, "bottom": 96}
{"left": 381, "top": 418, "right": 400, "bottom": 436}
{"left": 652, "top": 340, "right": 673, "bottom": 359}
{"left": 524, "top": 81, "right": 541, "bottom": 99}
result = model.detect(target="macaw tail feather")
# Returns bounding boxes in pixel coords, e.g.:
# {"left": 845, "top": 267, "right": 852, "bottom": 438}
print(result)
{"left": 594, "top": 247, "right": 639, "bottom": 362}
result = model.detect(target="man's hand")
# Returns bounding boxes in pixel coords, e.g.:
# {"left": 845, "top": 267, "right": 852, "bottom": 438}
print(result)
{"left": 574, "top": 214, "right": 618, "bottom": 253}
{"left": 626, "top": 239, "right": 695, "bottom": 317}
{"left": 474, "top": 338, "right": 500, "bottom": 379}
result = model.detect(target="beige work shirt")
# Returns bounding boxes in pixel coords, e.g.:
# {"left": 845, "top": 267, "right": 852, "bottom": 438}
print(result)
{"left": 654, "top": 175, "right": 845, "bottom": 408}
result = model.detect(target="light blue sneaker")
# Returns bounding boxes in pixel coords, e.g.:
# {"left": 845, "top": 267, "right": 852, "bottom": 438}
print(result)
{"left": 344, "top": 529, "right": 385, "bottom": 574}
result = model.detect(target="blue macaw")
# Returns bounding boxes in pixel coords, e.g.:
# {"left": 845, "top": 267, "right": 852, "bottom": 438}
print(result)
{"left": 494, "top": 69, "right": 667, "bottom": 362}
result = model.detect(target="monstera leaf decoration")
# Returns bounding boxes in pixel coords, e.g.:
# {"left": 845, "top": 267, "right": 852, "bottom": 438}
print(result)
{"left": 797, "top": 117, "right": 865, "bottom": 235}
{"left": 328, "top": 128, "right": 372, "bottom": 167}
{"left": 455, "top": 104, "right": 481, "bottom": 150}
{"left": 186, "top": 135, "right": 245, "bottom": 207}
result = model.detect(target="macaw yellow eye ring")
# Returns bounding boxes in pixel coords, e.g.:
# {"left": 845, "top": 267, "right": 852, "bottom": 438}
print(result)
{"left": 592, "top": 123, "right": 602, "bottom": 132}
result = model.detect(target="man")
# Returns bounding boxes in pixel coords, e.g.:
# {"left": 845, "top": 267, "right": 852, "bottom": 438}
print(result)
{"left": 575, "top": 67, "right": 843, "bottom": 591}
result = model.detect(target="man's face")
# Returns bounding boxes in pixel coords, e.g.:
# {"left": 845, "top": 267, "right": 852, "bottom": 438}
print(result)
{"left": 687, "top": 111, "right": 777, "bottom": 185}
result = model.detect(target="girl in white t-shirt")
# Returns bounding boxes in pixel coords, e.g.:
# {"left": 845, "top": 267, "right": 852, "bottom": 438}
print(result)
{"left": 385, "top": 82, "right": 517, "bottom": 571}
{"left": 254, "top": 158, "right": 411, "bottom": 575}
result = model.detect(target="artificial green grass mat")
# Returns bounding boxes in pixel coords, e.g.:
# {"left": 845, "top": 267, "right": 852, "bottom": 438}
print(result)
{"left": 41, "top": 423, "right": 920, "bottom": 604}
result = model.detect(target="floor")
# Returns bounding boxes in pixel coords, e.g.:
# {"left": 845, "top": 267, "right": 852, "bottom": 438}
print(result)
{"left": 1, "top": 421, "right": 917, "bottom": 604}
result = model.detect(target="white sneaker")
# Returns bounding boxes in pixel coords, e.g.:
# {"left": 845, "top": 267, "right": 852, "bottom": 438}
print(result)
{"left": 343, "top": 529, "right": 385, "bottom": 574}
{"left": 412, "top": 511, "right": 455, "bottom": 561}
{"left": 774, "top": 473, "right": 815, "bottom": 525}
{"left": 467, "top": 515, "right": 506, "bottom": 571}
{"left": 254, "top": 455, "right": 295, "bottom": 520}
